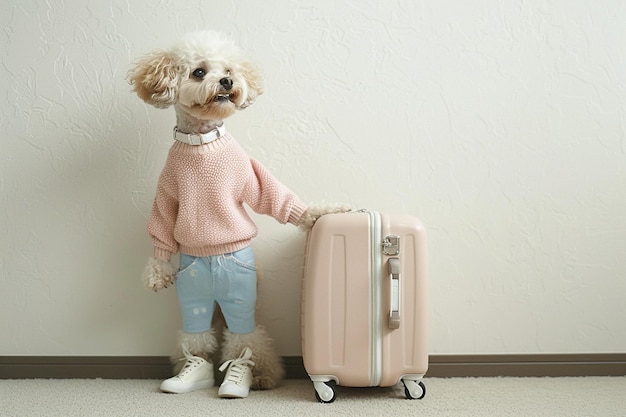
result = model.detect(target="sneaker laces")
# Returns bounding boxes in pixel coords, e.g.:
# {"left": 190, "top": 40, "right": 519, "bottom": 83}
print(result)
{"left": 176, "top": 346, "right": 207, "bottom": 378}
{"left": 219, "top": 348, "right": 255, "bottom": 383}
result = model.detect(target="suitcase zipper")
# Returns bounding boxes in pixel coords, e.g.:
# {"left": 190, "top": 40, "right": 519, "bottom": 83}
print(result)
{"left": 368, "top": 211, "right": 383, "bottom": 387}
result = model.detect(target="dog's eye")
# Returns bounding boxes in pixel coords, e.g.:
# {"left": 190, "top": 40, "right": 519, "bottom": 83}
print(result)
{"left": 192, "top": 68, "right": 206, "bottom": 79}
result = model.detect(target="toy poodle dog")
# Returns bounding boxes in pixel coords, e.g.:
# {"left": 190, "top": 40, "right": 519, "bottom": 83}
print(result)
{"left": 128, "top": 30, "right": 348, "bottom": 399}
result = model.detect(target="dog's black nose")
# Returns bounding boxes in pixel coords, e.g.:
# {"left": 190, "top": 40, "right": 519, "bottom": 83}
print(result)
{"left": 220, "top": 77, "right": 233, "bottom": 90}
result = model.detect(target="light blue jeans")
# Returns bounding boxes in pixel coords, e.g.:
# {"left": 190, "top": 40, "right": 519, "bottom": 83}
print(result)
{"left": 175, "top": 246, "right": 257, "bottom": 334}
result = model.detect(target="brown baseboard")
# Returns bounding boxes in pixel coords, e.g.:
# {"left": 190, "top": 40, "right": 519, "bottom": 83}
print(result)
{"left": 428, "top": 353, "right": 626, "bottom": 377}
{"left": 1, "top": 354, "right": 625, "bottom": 379}
{"left": 0, "top": 356, "right": 171, "bottom": 380}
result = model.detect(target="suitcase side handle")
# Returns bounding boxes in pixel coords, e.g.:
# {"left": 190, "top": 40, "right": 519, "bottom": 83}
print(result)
{"left": 388, "top": 258, "right": 401, "bottom": 329}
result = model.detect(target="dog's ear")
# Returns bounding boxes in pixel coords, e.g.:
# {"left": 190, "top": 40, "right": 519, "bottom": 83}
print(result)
{"left": 238, "top": 60, "right": 264, "bottom": 109}
{"left": 128, "top": 50, "right": 179, "bottom": 108}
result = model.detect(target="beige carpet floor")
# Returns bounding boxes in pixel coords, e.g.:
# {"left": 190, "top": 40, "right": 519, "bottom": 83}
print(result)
{"left": 1, "top": 377, "right": 625, "bottom": 416}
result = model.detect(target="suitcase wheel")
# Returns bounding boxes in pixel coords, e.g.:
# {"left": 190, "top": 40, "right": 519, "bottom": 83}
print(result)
{"left": 402, "top": 379, "right": 426, "bottom": 400}
{"left": 313, "top": 380, "right": 337, "bottom": 403}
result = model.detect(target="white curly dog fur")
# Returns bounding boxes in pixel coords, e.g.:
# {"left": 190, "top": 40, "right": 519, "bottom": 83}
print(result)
{"left": 129, "top": 30, "right": 349, "bottom": 393}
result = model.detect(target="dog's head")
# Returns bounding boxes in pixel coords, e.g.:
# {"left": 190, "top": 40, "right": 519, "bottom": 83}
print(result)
{"left": 128, "top": 31, "right": 263, "bottom": 120}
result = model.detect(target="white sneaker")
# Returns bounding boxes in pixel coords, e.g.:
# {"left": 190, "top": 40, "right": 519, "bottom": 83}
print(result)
{"left": 218, "top": 347, "right": 255, "bottom": 398}
{"left": 160, "top": 347, "right": 214, "bottom": 394}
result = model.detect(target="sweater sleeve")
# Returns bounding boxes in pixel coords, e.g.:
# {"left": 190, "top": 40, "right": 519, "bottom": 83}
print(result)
{"left": 244, "top": 158, "right": 308, "bottom": 225}
{"left": 146, "top": 172, "right": 179, "bottom": 261}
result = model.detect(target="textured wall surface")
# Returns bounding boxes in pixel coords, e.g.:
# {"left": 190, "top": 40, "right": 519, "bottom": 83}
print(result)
{"left": 1, "top": 0, "right": 625, "bottom": 356}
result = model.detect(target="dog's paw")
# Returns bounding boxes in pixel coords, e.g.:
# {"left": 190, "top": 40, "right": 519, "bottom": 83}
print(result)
{"left": 297, "top": 203, "right": 352, "bottom": 232}
{"left": 141, "top": 257, "right": 176, "bottom": 291}
{"left": 251, "top": 375, "right": 278, "bottom": 391}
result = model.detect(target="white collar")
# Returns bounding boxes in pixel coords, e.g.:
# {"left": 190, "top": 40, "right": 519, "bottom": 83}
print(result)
{"left": 173, "top": 124, "right": 226, "bottom": 145}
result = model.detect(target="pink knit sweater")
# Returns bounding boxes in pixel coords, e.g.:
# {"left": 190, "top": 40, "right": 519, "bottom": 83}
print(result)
{"left": 147, "top": 132, "right": 307, "bottom": 261}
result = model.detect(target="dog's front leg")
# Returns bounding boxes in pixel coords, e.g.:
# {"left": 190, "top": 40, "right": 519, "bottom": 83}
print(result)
{"left": 297, "top": 203, "right": 352, "bottom": 232}
{"left": 141, "top": 257, "right": 176, "bottom": 291}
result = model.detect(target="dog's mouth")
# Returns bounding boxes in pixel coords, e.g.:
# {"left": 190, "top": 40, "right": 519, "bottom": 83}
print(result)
{"left": 214, "top": 94, "right": 232, "bottom": 102}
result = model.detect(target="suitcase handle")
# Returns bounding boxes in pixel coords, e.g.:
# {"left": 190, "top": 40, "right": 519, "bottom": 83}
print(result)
{"left": 388, "top": 258, "right": 401, "bottom": 329}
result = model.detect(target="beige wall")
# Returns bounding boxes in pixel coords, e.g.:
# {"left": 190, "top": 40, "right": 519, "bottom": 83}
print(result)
{"left": 1, "top": 0, "right": 625, "bottom": 356}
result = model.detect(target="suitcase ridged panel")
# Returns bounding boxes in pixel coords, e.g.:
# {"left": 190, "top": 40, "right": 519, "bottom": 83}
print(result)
{"left": 329, "top": 234, "right": 346, "bottom": 367}
{"left": 302, "top": 213, "right": 372, "bottom": 386}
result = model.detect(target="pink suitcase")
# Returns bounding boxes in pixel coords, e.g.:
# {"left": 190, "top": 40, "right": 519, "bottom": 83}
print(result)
{"left": 301, "top": 211, "right": 428, "bottom": 402}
